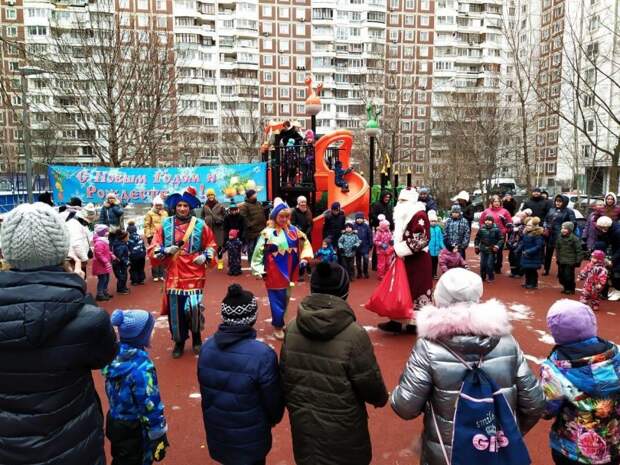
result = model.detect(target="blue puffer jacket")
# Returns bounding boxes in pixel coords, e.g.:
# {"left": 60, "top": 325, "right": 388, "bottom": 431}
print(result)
{"left": 353, "top": 221, "right": 372, "bottom": 255}
{"left": 428, "top": 224, "right": 445, "bottom": 257}
{"left": 520, "top": 230, "right": 545, "bottom": 269}
{"left": 197, "top": 325, "right": 285, "bottom": 464}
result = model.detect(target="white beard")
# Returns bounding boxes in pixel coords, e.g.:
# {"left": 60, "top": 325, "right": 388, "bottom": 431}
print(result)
{"left": 393, "top": 200, "right": 426, "bottom": 258}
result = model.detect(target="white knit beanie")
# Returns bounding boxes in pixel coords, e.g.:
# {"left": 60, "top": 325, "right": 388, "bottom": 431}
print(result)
{"left": 0, "top": 202, "right": 70, "bottom": 270}
{"left": 433, "top": 268, "right": 483, "bottom": 308}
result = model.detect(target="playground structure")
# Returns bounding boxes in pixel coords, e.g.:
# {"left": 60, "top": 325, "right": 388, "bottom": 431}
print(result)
{"left": 262, "top": 123, "right": 370, "bottom": 251}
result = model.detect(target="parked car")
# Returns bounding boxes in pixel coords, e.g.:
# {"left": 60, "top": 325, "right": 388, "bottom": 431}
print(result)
{"left": 565, "top": 193, "right": 604, "bottom": 211}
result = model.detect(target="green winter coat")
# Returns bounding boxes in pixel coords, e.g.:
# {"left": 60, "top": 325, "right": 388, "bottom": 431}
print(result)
{"left": 280, "top": 294, "right": 388, "bottom": 465}
{"left": 474, "top": 224, "right": 504, "bottom": 253}
{"left": 555, "top": 233, "right": 584, "bottom": 266}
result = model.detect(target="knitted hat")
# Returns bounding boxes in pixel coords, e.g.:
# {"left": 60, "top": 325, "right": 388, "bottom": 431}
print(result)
{"left": 419, "top": 187, "right": 430, "bottom": 195}
{"left": 246, "top": 189, "right": 257, "bottom": 199}
{"left": 0, "top": 202, "right": 70, "bottom": 270}
{"left": 434, "top": 268, "right": 483, "bottom": 308}
{"left": 228, "top": 229, "right": 239, "bottom": 240}
{"left": 547, "top": 299, "right": 597, "bottom": 345}
{"left": 596, "top": 216, "right": 613, "bottom": 228}
{"left": 453, "top": 190, "right": 470, "bottom": 202}
{"left": 206, "top": 188, "right": 216, "bottom": 196}
{"left": 355, "top": 212, "right": 365, "bottom": 220}
{"left": 379, "top": 217, "right": 390, "bottom": 229}
{"left": 451, "top": 204, "right": 462, "bottom": 214}
{"left": 78, "top": 203, "right": 97, "bottom": 223}
{"left": 110, "top": 309, "right": 155, "bottom": 348}
{"left": 311, "top": 262, "right": 350, "bottom": 299}
{"left": 561, "top": 222, "right": 574, "bottom": 232}
{"left": 428, "top": 210, "right": 438, "bottom": 222}
{"left": 331, "top": 202, "right": 341, "bottom": 210}
{"left": 221, "top": 284, "right": 258, "bottom": 326}
{"left": 270, "top": 197, "right": 290, "bottom": 220}
{"left": 591, "top": 250, "right": 606, "bottom": 262}
{"left": 152, "top": 195, "right": 164, "bottom": 206}
{"left": 94, "top": 224, "right": 109, "bottom": 237}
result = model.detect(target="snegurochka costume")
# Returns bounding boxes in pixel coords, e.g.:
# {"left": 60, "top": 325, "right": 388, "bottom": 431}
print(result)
{"left": 149, "top": 189, "right": 216, "bottom": 357}
{"left": 251, "top": 198, "right": 313, "bottom": 331}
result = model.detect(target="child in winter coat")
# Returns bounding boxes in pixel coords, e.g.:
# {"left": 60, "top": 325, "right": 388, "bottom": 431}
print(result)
{"left": 443, "top": 205, "right": 470, "bottom": 259}
{"left": 428, "top": 210, "right": 445, "bottom": 279}
{"left": 127, "top": 221, "right": 146, "bottom": 286}
{"left": 521, "top": 216, "right": 545, "bottom": 289}
{"left": 334, "top": 160, "right": 353, "bottom": 193}
{"left": 353, "top": 212, "right": 372, "bottom": 279}
{"left": 315, "top": 239, "right": 337, "bottom": 263}
{"left": 93, "top": 224, "right": 114, "bottom": 301}
{"left": 222, "top": 229, "right": 243, "bottom": 276}
{"left": 103, "top": 309, "right": 168, "bottom": 465}
{"left": 555, "top": 222, "right": 584, "bottom": 295}
{"left": 474, "top": 216, "right": 503, "bottom": 282}
{"left": 111, "top": 230, "right": 130, "bottom": 295}
{"left": 374, "top": 215, "right": 393, "bottom": 280}
{"left": 579, "top": 250, "right": 609, "bottom": 311}
{"left": 507, "top": 213, "right": 528, "bottom": 278}
{"left": 302, "top": 130, "right": 315, "bottom": 183}
{"left": 438, "top": 245, "right": 468, "bottom": 274}
{"left": 541, "top": 299, "right": 620, "bottom": 465}
{"left": 338, "top": 222, "right": 361, "bottom": 279}
{"left": 198, "top": 285, "right": 284, "bottom": 465}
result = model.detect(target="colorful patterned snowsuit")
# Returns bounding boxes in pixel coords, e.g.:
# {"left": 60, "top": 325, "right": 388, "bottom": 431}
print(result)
{"left": 251, "top": 225, "right": 313, "bottom": 328}
{"left": 579, "top": 262, "right": 609, "bottom": 311}
{"left": 373, "top": 227, "right": 393, "bottom": 280}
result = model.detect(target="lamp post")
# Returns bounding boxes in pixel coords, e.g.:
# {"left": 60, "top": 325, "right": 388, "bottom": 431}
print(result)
{"left": 365, "top": 102, "right": 381, "bottom": 210}
{"left": 19, "top": 66, "right": 45, "bottom": 204}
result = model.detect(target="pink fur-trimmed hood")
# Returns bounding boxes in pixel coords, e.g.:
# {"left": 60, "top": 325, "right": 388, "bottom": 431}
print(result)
{"left": 416, "top": 299, "right": 512, "bottom": 340}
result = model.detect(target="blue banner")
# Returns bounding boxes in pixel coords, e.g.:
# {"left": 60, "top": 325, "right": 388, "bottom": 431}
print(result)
{"left": 48, "top": 163, "right": 267, "bottom": 205}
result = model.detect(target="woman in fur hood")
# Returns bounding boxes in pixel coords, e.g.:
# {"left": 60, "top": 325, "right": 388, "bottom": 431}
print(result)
{"left": 391, "top": 268, "right": 545, "bottom": 465}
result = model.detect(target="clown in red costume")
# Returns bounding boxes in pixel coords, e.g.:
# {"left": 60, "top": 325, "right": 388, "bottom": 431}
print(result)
{"left": 149, "top": 188, "right": 217, "bottom": 358}
{"left": 378, "top": 188, "right": 433, "bottom": 334}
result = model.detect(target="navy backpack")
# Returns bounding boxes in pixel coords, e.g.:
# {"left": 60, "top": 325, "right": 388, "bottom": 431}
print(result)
{"left": 430, "top": 343, "right": 531, "bottom": 465}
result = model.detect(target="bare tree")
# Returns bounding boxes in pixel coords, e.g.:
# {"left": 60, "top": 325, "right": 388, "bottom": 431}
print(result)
{"left": 19, "top": 0, "right": 178, "bottom": 167}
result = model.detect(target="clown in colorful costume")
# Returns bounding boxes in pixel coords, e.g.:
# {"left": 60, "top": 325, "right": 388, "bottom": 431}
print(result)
{"left": 251, "top": 198, "right": 313, "bottom": 339}
{"left": 149, "top": 188, "right": 216, "bottom": 358}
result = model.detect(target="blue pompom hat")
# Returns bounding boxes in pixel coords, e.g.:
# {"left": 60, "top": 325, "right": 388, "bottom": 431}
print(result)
{"left": 165, "top": 187, "right": 201, "bottom": 211}
{"left": 270, "top": 197, "right": 290, "bottom": 220}
{"left": 110, "top": 309, "right": 155, "bottom": 348}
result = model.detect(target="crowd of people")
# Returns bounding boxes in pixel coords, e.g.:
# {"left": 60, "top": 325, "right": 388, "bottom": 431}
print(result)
{"left": 0, "top": 183, "right": 620, "bottom": 465}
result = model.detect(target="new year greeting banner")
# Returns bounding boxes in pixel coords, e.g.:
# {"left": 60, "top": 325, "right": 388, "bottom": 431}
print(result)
{"left": 49, "top": 163, "right": 267, "bottom": 204}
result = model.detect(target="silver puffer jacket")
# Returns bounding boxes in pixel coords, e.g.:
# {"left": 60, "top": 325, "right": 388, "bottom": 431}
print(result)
{"left": 391, "top": 299, "right": 545, "bottom": 465}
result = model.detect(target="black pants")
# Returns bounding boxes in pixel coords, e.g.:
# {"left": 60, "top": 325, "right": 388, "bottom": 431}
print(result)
{"left": 106, "top": 413, "right": 144, "bottom": 465}
{"left": 355, "top": 252, "right": 369, "bottom": 277}
{"left": 113, "top": 263, "right": 128, "bottom": 292}
{"left": 524, "top": 268, "right": 538, "bottom": 288}
{"left": 342, "top": 256, "right": 355, "bottom": 279}
{"left": 558, "top": 263, "right": 576, "bottom": 292}
{"left": 508, "top": 249, "right": 523, "bottom": 276}
{"left": 246, "top": 237, "right": 258, "bottom": 261}
{"left": 552, "top": 449, "right": 619, "bottom": 465}
{"left": 371, "top": 247, "right": 378, "bottom": 271}
{"left": 130, "top": 257, "right": 146, "bottom": 284}
{"left": 544, "top": 243, "right": 555, "bottom": 274}
{"left": 431, "top": 256, "right": 439, "bottom": 277}
{"left": 495, "top": 246, "right": 504, "bottom": 273}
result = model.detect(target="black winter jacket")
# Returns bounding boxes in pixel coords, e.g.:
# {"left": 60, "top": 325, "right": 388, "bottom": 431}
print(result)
{"left": 523, "top": 196, "right": 551, "bottom": 220}
{"left": 0, "top": 269, "right": 117, "bottom": 465}
{"left": 280, "top": 294, "right": 388, "bottom": 465}
{"left": 322, "top": 211, "right": 346, "bottom": 245}
{"left": 370, "top": 192, "right": 394, "bottom": 228}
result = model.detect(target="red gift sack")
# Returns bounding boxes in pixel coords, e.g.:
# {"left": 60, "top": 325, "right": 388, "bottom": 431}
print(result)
{"left": 365, "top": 257, "right": 414, "bottom": 320}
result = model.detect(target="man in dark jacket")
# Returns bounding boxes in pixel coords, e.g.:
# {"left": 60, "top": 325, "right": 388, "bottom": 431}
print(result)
{"left": 353, "top": 212, "right": 372, "bottom": 278}
{"left": 291, "top": 195, "right": 314, "bottom": 281}
{"left": 502, "top": 192, "right": 518, "bottom": 216}
{"left": 239, "top": 189, "right": 266, "bottom": 259}
{"left": 0, "top": 202, "right": 117, "bottom": 465}
{"left": 322, "top": 201, "right": 346, "bottom": 246}
{"left": 522, "top": 187, "right": 551, "bottom": 220}
{"left": 98, "top": 192, "right": 124, "bottom": 229}
{"left": 198, "top": 284, "right": 284, "bottom": 465}
{"left": 276, "top": 120, "right": 303, "bottom": 147}
{"left": 418, "top": 187, "right": 438, "bottom": 212}
{"left": 543, "top": 194, "right": 576, "bottom": 275}
{"left": 223, "top": 201, "right": 247, "bottom": 247}
{"left": 280, "top": 262, "right": 388, "bottom": 465}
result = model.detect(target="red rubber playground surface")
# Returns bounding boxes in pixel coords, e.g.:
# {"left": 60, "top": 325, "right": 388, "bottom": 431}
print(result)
{"left": 90, "top": 251, "right": 620, "bottom": 465}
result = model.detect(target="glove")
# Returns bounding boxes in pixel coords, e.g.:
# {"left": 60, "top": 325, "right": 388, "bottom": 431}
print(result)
{"left": 164, "top": 245, "right": 180, "bottom": 255}
{"left": 193, "top": 254, "right": 207, "bottom": 266}
{"left": 205, "top": 247, "right": 215, "bottom": 260}
{"left": 299, "top": 259, "right": 308, "bottom": 270}
{"left": 475, "top": 247, "right": 480, "bottom": 255}
{"left": 152, "top": 434, "right": 169, "bottom": 462}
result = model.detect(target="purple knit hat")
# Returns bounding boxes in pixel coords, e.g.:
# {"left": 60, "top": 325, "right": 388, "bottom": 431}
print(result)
{"left": 547, "top": 299, "right": 598, "bottom": 344}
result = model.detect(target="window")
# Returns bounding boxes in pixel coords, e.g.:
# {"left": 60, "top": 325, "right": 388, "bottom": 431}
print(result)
{"left": 263, "top": 71, "right": 273, "bottom": 82}
{"left": 295, "top": 56, "right": 305, "bottom": 69}
{"left": 264, "top": 103, "right": 274, "bottom": 114}
{"left": 420, "top": 0, "right": 430, "bottom": 10}
{"left": 157, "top": 16, "right": 167, "bottom": 28}
{"left": 420, "top": 15, "right": 430, "bottom": 26}
{"left": 420, "top": 46, "right": 429, "bottom": 57}
{"left": 27, "top": 26, "right": 47, "bottom": 36}
{"left": 279, "top": 71, "right": 289, "bottom": 83}
{"left": 280, "top": 103, "right": 290, "bottom": 114}
{"left": 278, "top": 7, "right": 289, "bottom": 19}
{"left": 5, "top": 8, "right": 17, "bottom": 20}
{"left": 262, "top": 38, "right": 273, "bottom": 50}
{"left": 137, "top": 0, "right": 148, "bottom": 9}
{"left": 582, "top": 145, "right": 591, "bottom": 158}
{"left": 6, "top": 26, "right": 17, "bottom": 37}
{"left": 279, "top": 23, "right": 289, "bottom": 34}
{"left": 156, "top": 0, "right": 165, "bottom": 10}
{"left": 279, "top": 55, "right": 289, "bottom": 66}
{"left": 81, "top": 146, "right": 93, "bottom": 156}
{"left": 295, "top": 41, "right": 305, "bottom": 52}
{"left": 264, "top": 87, "right": 273, "bottom": 97}
{"left": 137, "top": 15, "right": 148, "bottom": 27}
{"left": 279, "top": 87, "right": 290, "bottom": 98}
{"left": 419, "top": 31, "right": 429, "bottom": 42}
{"left": 263, "top": 55, "right": 273, "bottom": 65}
{"left": 586, "top": 42, "right": 599, "bottom": 59}
{"left": 419, "top": 61, "right": 428, "bottom": 73}
{"left": 583, "top": 94, "right": 594, "bottom": 107}
{"left": 279, "top": 39, "right": 289, "bottom": 51}
{"left": 585, "top": 119, "right": 594, "bottom": 132}
{"left": 262, "top": 5, "right": 272, "bottom": 16}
